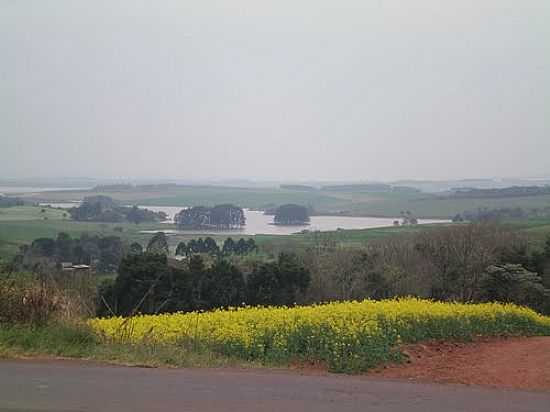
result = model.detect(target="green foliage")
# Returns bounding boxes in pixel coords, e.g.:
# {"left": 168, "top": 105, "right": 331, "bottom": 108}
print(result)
{"left": 0, "top": 323, "right": 98, "bottom": 358}
{"left": 273, "top": 204, "right": 310, "bottom": 225}
{"left": 199, "top": 260, "right": 245, "bottom": 310}
{"left": 174, "top": 204, "right": 245, "bottom": 230}
{"left": 0, "top": 196, "right": 24, "bottom": 208}
{"left": 146, "top": 232, "right": 169, "bottom": 255}
{"left": 12, "top": 232, "right": 125, "bottom": 273}
{"left": 129, "top": 242, "right": 143, "bottom": 255}
{"left": 482, "top": 264, "right": 549, "bottom": 310}
{"left": 246, "top": 253, "right": 310, "bottom": 306}
{"left": 104, "top": 253, "right": 171, "bottom": 315}
{"left": 69, "top": 196, "right": 165, "bottom": 223}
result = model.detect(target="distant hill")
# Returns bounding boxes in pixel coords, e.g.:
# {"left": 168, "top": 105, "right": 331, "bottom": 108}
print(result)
{"left": 321, "top": 183, "right": 392, "bottom": 192}
{"left": 447, "top": 186, "right": 550, "bottom": 199}
{"left": 280, "top": 184, "right": 317, "bottom": 191}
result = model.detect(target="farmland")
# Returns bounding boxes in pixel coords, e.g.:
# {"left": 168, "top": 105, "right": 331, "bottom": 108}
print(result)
{"left": 91, "top": 298, "right": 550, "bottom": 373}
{"left": 17, "top": 185, "right": 550, "bottom": 219}
{"left": 2, "top": 204, "right": 550, "bottom": 261}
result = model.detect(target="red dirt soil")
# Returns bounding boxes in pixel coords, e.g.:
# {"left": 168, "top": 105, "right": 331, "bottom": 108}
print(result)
{"left": 372, "top": 337, "right": 550, "bottom": 391}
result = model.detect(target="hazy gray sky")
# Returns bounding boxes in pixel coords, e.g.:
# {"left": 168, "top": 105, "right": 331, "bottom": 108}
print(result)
{"left": 2, "top": 1, "right": 549, "bottom": 181}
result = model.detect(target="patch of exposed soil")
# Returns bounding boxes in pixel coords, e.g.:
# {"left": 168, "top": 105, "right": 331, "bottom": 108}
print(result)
{"left": 372, "top": 337, "right": 550, "bottom": 391}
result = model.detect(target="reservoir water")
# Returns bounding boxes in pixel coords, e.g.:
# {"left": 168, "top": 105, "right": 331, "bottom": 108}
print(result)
{"left": 40, "top": 203, "right": 448, "bottom": 235}
{"left": 139, "top": 206, "right": 448, "bottom": 236}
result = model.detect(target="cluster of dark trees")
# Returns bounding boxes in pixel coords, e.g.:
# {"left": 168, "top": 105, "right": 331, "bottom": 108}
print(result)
{"left": 69, "top": 196, "right": 166, "bottom": 223}
{"left": 97, "top": 252, "right": 310, "bottom": 316}
{"left": 273, "top": 204, "right": 311, "bottom": 225}
{"left": 13, "top": 232, "right": 126, "bottom": 273}
{"left": 174, "top": 205, "right": 245, "bottom": 230}
{"left": 0, "top": 196, "right": 24, "bottom": 207}
{"left": 175, "top": 237, "right": 257, "bottom": 257}
{"left": 300, "top": 224, "right": 550, "bottom": 314}
{"left": 454, "top": 207, "right": 550, "bottom": 223}
{"left": 399, "top": 210, "right": 418, "bottom": 225}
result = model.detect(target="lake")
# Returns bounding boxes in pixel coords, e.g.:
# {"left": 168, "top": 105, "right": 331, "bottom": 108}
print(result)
{"left": 39, "top": 203, "right": 448, "bottom": 235}
{"left": 139, "top": 206, "right": 448, "bottom": 236}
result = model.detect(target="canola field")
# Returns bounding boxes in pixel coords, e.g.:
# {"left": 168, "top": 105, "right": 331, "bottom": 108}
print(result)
{"left": 90, "top": 298, "right": 550, "bottom": 372}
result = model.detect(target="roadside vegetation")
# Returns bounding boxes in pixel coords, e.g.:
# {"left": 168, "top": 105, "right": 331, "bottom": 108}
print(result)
{"left": 91, "top": 299, "right": 550, "bottom": 372}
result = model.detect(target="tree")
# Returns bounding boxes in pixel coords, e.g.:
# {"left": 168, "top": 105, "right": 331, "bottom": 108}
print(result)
{"left": 30, "top": 238, "right": 56, "bottom": 257}
{"left": 273, "top": 204, "right": 310, "bottom": 225}
{"left": 126, "top": 205, "right": 145, "bottom": 224}
{"left": 200, "top": 260, "right": 245, "bottom": 309}
{"left": 204, "top": 237, "right": 219, "bottom": 255}
{"left": 97, "top": 236, "right": 124, "bottom": 272}
{"left": 146, "top": 232, "right": 169, "bottom": 255}
{"left": 235, "top": 238, "right": 248, "bottom": 255}
{"left": 175, "top": 241, "right": 188, "bottom": 257}
{"left": 196, "top": 238, "right": 205, "bottom": 253}
{"left": 222, "top": 238, "right": 235, "bottom": 256}
{"left": 247, "top": 253, "right": 310, "bottom": 306}
{"left": 481, "top": 264, "right": 549, "bottom": 310}
{"left": 210, "top": 204, "right": 246, "bottom": 230}
{"left": 69, "top": 196, "right": 164, "bottom": 223}
{"left": 129, "top": 242, "right": 143, "bottom": 256}
{"left": 106, "top": 253, "right": 170, "bottom": 315}
{"left": 55, "top": 232, "right": 74, "bottom": 262}
{"left": 174, "top": 205, "right": 245, "bottom": 230}
{"left": 246, "top": 238, "right": 257, "bottom": 254}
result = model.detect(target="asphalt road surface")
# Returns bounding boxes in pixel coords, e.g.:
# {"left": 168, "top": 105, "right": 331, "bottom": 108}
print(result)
{"left": 1, "top": 360, "right": 549, "bottom": 412}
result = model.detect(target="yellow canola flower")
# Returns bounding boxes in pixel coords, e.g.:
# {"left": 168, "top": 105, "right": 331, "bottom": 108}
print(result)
{"left": 89, "top": 298, "right": 550, "bottom": 372}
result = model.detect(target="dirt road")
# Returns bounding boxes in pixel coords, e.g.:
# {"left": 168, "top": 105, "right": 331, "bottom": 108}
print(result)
{"left": 1, "top": 359, "right": 549, "bottom": 412}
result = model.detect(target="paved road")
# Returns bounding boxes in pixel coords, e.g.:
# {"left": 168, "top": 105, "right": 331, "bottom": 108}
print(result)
{"left": 1, "top": 360, "right": 549, "bottom": 412}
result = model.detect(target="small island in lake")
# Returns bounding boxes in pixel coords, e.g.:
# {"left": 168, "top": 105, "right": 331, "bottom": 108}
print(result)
{"left": 174, "top": 204, "right": 245, "bottom": 230}
{"left": 272, "top": 204, "right": 311, "bottom": 226}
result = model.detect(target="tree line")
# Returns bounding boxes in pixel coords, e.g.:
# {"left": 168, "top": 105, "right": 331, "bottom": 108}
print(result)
{"left": 0, "top": 195, "right": 24, "bottom": 207}
{"left": 12, "top": 232, "right": 125, "bottom": 273}
{"left": 97, "top": 252, "right": 310, "bottom": 316}
{"left": 176, "top": 237, "right": 257, "bottom": 257}
{"left": 300, "top": 224, "right": 550, "bottom": 314}
{"left": 453, "top": 206, "right": 550, "bottom": 223}
{"left": 69, "top": 196, "right": 166, "bottom": 223}
{"left": 138, "top": 232, "right": 259, "bottom": 257}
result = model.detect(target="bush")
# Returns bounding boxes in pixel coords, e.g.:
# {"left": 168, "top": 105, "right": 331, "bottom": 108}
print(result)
{"left": 0, "top": 273, "right": 96, "bottom": 326}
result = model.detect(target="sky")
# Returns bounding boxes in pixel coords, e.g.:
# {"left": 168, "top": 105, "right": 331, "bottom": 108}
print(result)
{"left": 1, "top": 1, "right": 549, "bottom": 182}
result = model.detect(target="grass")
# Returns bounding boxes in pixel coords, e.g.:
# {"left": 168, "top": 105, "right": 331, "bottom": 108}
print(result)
{"left": 0, "top": 206, "right": 170, "bottom": 259}
{"left": 0, "top": 206, "right": 66, "bottom": 221}
{"left": 0, "top": 322, "right": 260, "bottom": 369}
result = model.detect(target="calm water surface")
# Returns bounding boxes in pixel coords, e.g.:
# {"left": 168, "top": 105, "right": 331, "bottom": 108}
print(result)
{"left": 139, "top": 206, "right": 448, "bottom": 236}
{"left": 39, "top": 203, "right": 448, "bottom": 235}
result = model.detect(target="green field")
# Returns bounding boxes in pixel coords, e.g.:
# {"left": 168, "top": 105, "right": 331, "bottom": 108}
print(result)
{"left": 2, "top": 205, "right": 550, "bottom": 261}
{"left": 0, "top": 207, "right": 164, "bottom": 259}
{"left": 0, "top": 205, "right": 435, "bottom": 260}
{"left": 20, "top": 186, "right": 550, "bottom": 220}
